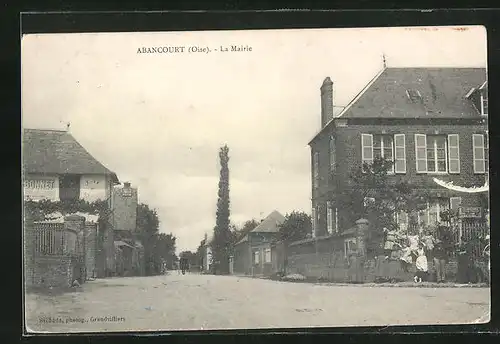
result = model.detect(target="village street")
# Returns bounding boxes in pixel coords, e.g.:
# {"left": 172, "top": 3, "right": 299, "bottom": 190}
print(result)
{"left": 25, "top": 273, "right": 490, "bottom": 333}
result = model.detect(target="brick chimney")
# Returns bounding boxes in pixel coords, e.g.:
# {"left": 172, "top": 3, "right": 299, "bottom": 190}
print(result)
{"left": 124, "top": 182, "right": 131, "bottom": 188}
{"left": 320, "top": 77, "right": 334, "bottom": 128}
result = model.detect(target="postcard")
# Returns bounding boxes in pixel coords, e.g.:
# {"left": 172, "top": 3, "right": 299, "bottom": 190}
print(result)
{"left": 22, "top": 25, "right": 490, "bottom": 333}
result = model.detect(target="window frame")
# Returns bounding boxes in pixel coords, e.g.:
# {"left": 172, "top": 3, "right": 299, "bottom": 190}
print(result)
{"left": 473, "top": 134, "right": 486, "bottom": 174}
{"left": 264, "top": 248, "right": 271, "bottom": 263}
{"left": 394, "top": 134, "right": 406, "bottom": 174}
{"left": 329, "top": 135, "right": 336, "bottom": 173}
{"left": 426, "top": 135, "right": 448, "bottom": 174}
{"left": 361, "top": 133, "right": 374, "bottom": 166}
{"left": 415, "top": 134, "right": 428, "bottom": 173}
{"left": 447, "top": 134, "right": 460, "bottom": 174}
{"left": 481, "top": 94, "right": 488, "bottom": 116}
{"left": 373, "top": 134, "right": 395, "bottom": 174}
{"left": 326, "top": 201, "right": 333, "bottom": 234}
{"left": 313, "top": 151, "right": 320, "bottom": 188}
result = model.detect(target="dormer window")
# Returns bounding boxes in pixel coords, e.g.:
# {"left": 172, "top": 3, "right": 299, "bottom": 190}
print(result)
{"left": 406, "top": 89, "right": 423, "bottom": 103}
{"left": 481, "top": 94, "right": 488, "bottom": 116}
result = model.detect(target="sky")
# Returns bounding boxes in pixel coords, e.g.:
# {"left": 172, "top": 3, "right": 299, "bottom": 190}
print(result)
{"left": 21, "top": 26, "right": 487, "bottom": 253}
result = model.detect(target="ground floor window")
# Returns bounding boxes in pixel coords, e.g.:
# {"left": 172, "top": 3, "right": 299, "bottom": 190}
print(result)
{"left": 417, "top": 198, "right": 457, "bottom": 227}
{"left": 264, "top": 248, "right": 271, "bottom": 263}
{"left": 344, "top": 238, "right": 357, "bottom": 258}
{"left": 254, "top": 250, "right": 260, "bottom": 264}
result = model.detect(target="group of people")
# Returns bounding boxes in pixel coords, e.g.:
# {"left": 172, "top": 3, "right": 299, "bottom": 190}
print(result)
{"left": 381, "top": 226, "right": 490, "bottom": 283}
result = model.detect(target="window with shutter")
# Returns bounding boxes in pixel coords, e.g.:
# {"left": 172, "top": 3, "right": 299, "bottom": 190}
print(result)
{"left": 415, "top": 134, "right": 428, "bottom": 173}
{"left": 427, "top": 136, "right": 448, "bottom": 173}
{"left": 394, "top": 134, "right": 406, "bottom": 173}
{"left": 361, "top": 134, "right": 374, "bottom": 166}
{"left": 473, "top": 134, "right": 486, "bottom": 174}
{"left": 447, "top": 134, "right": 460, "bottom": 174}
{"left": 326, "top": 201, "right": 333, "bottom": 234}
{"left": 329, "top": 136, "right": 336, "bottom": 172}
{"left": 481, "top": 94, "right": 488, "bottom": 116}
{"left": 313, "top": 152, "right": 320, "bottom": 188}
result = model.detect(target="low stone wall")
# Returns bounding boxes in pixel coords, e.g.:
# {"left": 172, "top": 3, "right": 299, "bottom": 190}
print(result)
{"left": 286, "top": 250, "right": 460, "bottom": 283}
{"left": 33, "top": 255, "right": 75, "bottom": 288}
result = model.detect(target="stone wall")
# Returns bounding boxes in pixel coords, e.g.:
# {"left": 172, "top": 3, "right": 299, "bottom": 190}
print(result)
{"left": 284, "top": 219, "right": 460, "bottom": 283}
{"left": 32, "top": 255, "right": 75, "bottom": 288}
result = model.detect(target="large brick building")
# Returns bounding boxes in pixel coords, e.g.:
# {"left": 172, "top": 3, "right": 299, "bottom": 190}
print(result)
{"left": 308, "top": 67, "right": 488, "bottom": 237}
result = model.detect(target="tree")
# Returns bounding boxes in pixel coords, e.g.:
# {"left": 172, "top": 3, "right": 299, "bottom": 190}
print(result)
{"left": 152, "top": 233, "right": 177, "bottom": 272}
{"left": 235, "top": 219, "right": 260, "bottom": 241}
{"left": 136, "top": 203, "right": 161, "bottom": 275}
{"left": 338, "top": 157, "right": 428, "bottom": 259}
{"left": 211, "top": 145, "right": 231, "bottom": 274}
{"left": 277, "top": 211, "right": 312, "bottom": 275}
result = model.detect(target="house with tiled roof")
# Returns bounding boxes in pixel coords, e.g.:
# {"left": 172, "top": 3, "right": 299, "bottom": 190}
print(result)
{"left": 232, "top": 210, "right": 285, "bottom": 276}
{"left": 309, "top": 67, "right": 489, "bottom": 238}
{"left": 23, "top": 128, "right": 121, "bottom": 278}
{"left": 23, "top": 128, "right": 120, "bottom": 204}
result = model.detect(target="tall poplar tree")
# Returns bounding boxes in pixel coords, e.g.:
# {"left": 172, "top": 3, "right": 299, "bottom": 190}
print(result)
{"left": 211, "top": 145, "right": 231, "bottom": 274}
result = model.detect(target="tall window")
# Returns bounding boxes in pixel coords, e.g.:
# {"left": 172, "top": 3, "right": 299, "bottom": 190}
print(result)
{"left": 417, "top": 199, "right": 453, "bottom": 227}
{"left": 313, "top": 152, "right": 320, "bottom": 188}
{"left": 254, "top": 250, "right": 260, "bottom": 264}
{"left": 311, "top": 207, "right": 317, "bottom": 237}
{"left": 416, "top": 134, "right": 460, "bottom": 174}
{"left": 394, "top": 134, "right": 406, "bottom": 173}
{"left": 473, "top": 134, "right": 487, "bottom": 174}
{"left": 329, "top": 135, "right": 336, "bottom": 172}
{"left": 361, "top": 133, "right": 406, "bottom": 173}
{"left": 264, "top": 248, "right": 271, "bottom": 263}
{"left": 373, "top": 135, "right": 394, "bottom": 162}
{"left": 481, "top": 94, "right": 488, "bottom": 116}
{"left": 427, "top": 135, "right": 447, "bottom": 173}
{"left": 326, "top": 201, "right": 333, "bottom": 234}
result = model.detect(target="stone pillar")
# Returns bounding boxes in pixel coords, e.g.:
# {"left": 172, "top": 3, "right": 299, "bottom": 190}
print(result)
{"left": 355, "top": 219, "right": 370, "bottom": 282}
{"left": 64, "top": 215, "right": 85, "bottom": 283}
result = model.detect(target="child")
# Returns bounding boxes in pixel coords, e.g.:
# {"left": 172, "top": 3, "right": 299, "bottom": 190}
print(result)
{"left": 414, "top": 246, "right": 428, "bottom": 283}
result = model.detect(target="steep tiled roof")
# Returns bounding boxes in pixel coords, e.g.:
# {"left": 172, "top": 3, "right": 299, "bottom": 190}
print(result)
{"left": 339, "top": 67, "right": 487, "bottom": 119}
{"left": 23, "top": 128, "right": 119, "bottom": 183}
{"left": 250, "top": 210, "right": 285, "bottom": 233}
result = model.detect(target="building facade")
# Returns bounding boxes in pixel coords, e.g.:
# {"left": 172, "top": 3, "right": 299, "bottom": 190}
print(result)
{"left": 23, "top": 129, "right": 120, "bottom": 206}
{"left": 112, "top": 182, "right": 143, "bottom": 276}
{"left": 233, "top": 210, "right": 285, "bottom": 276}
{"left": 23, "top": 128, "right": 121, "bottom": 277}
{"left": 309, "top": 68, "right": 488, "bottom": 237}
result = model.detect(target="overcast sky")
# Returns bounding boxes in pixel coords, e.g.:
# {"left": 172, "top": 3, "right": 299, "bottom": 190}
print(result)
{"left": 22, "top": 26, "right": 486, "bottom": 252}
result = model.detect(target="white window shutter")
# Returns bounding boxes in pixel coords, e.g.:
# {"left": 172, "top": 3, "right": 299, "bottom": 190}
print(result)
{"left": 447, "top": 134, "right": 460, "bottom": 174}
{"left": 473, "top": 134, "right": 486, "bottom": 173}
{"left": 394, "top": 134, "right": 406, "bottom": 173}
{"left": 415, "top": 134, "right": 428, "bottom": 173}
{"left": 326, "top": 201, "right": 333, "bottom": 234}
{"left": 361, "top": 134, "right": 374, "bottom": 165}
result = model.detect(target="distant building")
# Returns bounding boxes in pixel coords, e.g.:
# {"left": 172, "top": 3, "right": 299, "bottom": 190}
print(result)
{"left": 308, "top": 67, "right": 488, "bottom": 238}
{"left": 232, "top": 210, "right": 285, "bottom": 276}
{"left": 112, "top": 182, "right": 143, "bottom": 276}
